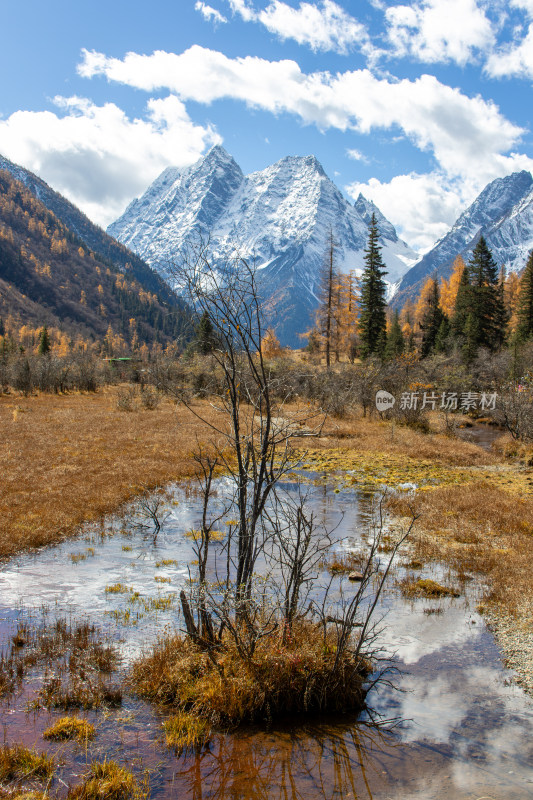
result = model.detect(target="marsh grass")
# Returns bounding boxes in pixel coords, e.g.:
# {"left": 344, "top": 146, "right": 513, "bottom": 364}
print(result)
{"left": 0, "top": 792, "right": 48, "bottom": 800}
{"left": 43, "top": 716, "right": 96, "bottom": 742}
{"left": 388, "top": 480, "right": 533, "bottom": 617}
{"left": 0, "top": 745, "right": 56, "bottom": 782}
{"left": 67, "top": 761, "right": 146, "bottom": 800}
{"left": 398, "top": 576, "right": 460, "bottom": 599}
{"left": 129, "top": 621, "right": 369, "bottom": 726}
{"left": 323, "top": 551, "right": 366, "bottom": 575}
{"left": 163, "top": 711, "right": 211, "bottom": 753}
{"left": 38, "top": 677, "right": 122, "bottom": 711}
{"left": 1, "top": 618, "right": 119, "bottom": 710}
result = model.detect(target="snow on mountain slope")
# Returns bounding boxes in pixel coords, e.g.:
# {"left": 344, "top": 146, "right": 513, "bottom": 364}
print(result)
{"left": 393, "top": 170, "right": 533, "bottom": 308}
{"left": 109, "top": 146, "right": 418, "bottom": 345}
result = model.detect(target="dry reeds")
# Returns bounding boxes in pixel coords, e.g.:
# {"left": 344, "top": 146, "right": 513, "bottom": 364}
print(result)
{"left": 163, "top": 711, "right": 211, "bottom": 753}
{"left": 398, "top": 577, "right": 460, "bottom": 599}
{"left": 129, "top": 621, "right": 369, "bottom": 726}
{"left": 0, "top": 745, "right": 55, "bottom": 782}
{"left": 67, "top": 761, "right": 145, "bottom": 800}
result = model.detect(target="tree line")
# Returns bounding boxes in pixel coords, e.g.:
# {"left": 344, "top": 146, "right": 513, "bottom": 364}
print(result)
{"left": 310, "top": 214, "right": 533, "bottom": 364}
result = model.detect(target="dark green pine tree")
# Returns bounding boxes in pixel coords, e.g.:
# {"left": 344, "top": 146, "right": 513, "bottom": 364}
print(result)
{"left": 420, "top": 278, "right": 446, "bottom": 358}
{"left": 434, "top": 317, "right": 450, "bottom": 353}
{"left": 516, "top": 250, "right": 533, "bottom": 342}
{"left": 462, "top": 312, "right": 480, "bottom": 364}
{"left": 0, "top": 317, "right": 5, "bottom": 337}
{"left": 359, "top": 214, "right": 388, "bottom": 358}
{"left": 451, "top": 265, "right": 472, "bottom": 338}
{"left": 384, "top": 309, "right": 404, "bottom": 360}
{"left": 467, "top": 236, "right": 502, "bottom": 350}
{"left": 194, "top": 310, "right": 216, "bottom": 355}
{"left": 37, "top": 325, "right": 51, "bottom": 355}
{"left": 493, "top": 265, "right": 508, "bottom": 349}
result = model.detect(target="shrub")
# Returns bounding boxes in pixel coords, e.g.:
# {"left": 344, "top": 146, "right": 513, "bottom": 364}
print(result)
{"left": 129, "top": 621, "right": 369, "bottom": 726}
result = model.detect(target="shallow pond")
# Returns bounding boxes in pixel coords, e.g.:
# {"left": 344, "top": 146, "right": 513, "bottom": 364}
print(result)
{"left": 1, "top": 478, "right": 532, "bottom": 799}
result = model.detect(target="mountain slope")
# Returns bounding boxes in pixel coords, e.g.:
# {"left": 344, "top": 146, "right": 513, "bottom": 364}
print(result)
{"left": 393, "top": 171, "right": 533, "bottom": 308}
{"left": 109, "top": 146, "right": 418, "bottom": 345}
{"left": 0, "top": 169, "right": 191, "bottom": 346}
{"left": 0, "top": 153, "right": 181, "bottom": 308}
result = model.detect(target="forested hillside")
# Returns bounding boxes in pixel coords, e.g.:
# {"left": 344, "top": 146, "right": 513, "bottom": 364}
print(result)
{"left": 0, "top": 169, "right": 192, "bottom": 349}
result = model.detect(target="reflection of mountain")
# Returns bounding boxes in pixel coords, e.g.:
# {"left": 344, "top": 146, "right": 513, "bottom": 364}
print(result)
{"left": 109, "top": 146, "right": 418, "bottom": 346}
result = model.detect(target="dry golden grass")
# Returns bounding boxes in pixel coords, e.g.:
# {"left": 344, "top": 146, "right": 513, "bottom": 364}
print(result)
{"left": 67, "top": 761, "right": 145, "bottom": 800}
{"left": 297, "top": 413, "right": 496, "bottom": 468}
{"left": 0, "top": 387, "right": 222, "bottom": 559}
{"left": 162, "top": 711, "right": 211, "bottom": 753}
{"left": 0, "top": 745, "right": 56, "bottom": 783}
{"left": 398, "top": 577, "right": 460, "bottom": 599}
{"left": 389, "top": 481, "right": 533, "bottom": 615}
{"left": 129, "top": 621, "right": 369, "bottom": 726}
{"left": 0, "top": 382, "right": 497, "bottom": 562}
{"left": 43, "top": 716, "right": 95, "bottom": 742}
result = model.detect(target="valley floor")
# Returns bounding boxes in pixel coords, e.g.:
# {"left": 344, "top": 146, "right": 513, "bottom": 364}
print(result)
{"left": 2, "top": 387, "right": 533, "bottom": 691}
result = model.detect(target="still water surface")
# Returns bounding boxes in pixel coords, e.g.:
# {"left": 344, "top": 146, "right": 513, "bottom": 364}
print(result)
{"left": 0, "top": 477, "right": 531, "bottom": 799}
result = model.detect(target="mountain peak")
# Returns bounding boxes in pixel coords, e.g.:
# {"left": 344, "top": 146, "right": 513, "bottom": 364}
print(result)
{"left": 393, "top": 168, "right": 533, "bottom": 306}
{"left": 109, "top": 149, "right": 418, "bottom": 345}
{"left": 198, "top": 144, "right": 241, "bottom": 173}
{"left": 354, "top": 194, "right": 398, "bottom": 243}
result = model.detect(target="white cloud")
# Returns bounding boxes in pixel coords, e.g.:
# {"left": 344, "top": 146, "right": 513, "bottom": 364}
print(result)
{"left": 346, "top": 148, "right": 369, "bottom": 163}
{"left": 258, "top": 1, "right": 369, "bottom": 54}
{"left": 78, "top": 46, "right": 524, "bottom": 182}
{"left": 227, "top": 0, "right": 256, "bottom": 22}
{"left": 485, "top": 0, "right": 533, "bottom": 79}
{"left": 225, "top": 0, "right": 368, "bottom": 54}
{"left": 195, "top": 1, "right": 227, "bottom": 24}
{"left": 385, "top": 0, "right": 495, "bottom": 65}
{"left": 346, "top": 172, "right": 465, "bottom": 251}
{"left": 0, "top": 95, "right": 219, "bottom": 226}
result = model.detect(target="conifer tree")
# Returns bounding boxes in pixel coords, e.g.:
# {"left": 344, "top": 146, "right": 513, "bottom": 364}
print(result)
{"left": 493, "top": 265, "right": 508, "bottom": 349}
{"left": 37, "top": 325, "right": 51, "bottom": 355}
{"left": 358, "top": 214, "right": 387, "bottom": 358}
{"left": 194, "top": 310, "right": 216, "bottom": 355}
{"left": 516, "top": 250, "right": 533, "bottom": 342}
{"left": 385, "top": 309, "right": 404, "bottom": 360}
{"left": 434, "top": 317, "right": 450, "bottom": 353}
{"left": 316, "top": 230, "right": 338, "bottom": 368}
{"left": 462, "top": 313, "right": 479, "bottom": 364}
{"left": 420, "top": 278, "right": 446, "bottom": 357}
{"left": 467, "top": 236, "right": 502, "bottom": 350}
{"left": 451, "top": 264, "right": 472, "bottom": 338}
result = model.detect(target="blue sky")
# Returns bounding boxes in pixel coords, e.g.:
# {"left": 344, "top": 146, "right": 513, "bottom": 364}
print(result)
{"left": 1, "top": 0, "right": 533, "bottom": 252}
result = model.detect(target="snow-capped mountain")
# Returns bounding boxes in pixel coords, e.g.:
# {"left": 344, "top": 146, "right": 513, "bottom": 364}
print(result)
{"left": 109, "top": 146, "right": 418, "bottom": 345}
{"left": 393, "top": 170, "right": 533, "bottom": 307}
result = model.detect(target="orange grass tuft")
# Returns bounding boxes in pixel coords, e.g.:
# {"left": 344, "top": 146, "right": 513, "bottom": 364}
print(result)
{"left": 129, "top": 622, "right": 369, "bottom": 726}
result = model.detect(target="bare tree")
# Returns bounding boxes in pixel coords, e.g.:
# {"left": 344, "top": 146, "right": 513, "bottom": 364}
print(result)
{"left": 163, "top": 238, "right": 324, "bottom": 641}
{"left": 157, "top": 237, "right": 416, "bottom": 706}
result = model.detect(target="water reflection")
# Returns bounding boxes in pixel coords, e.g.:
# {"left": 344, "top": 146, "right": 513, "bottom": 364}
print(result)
{"left": 0, "top": 477, "right": 533, "bottom": 799}
{"left": 167, "top": 722, "right": 398, "bottom": 800}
